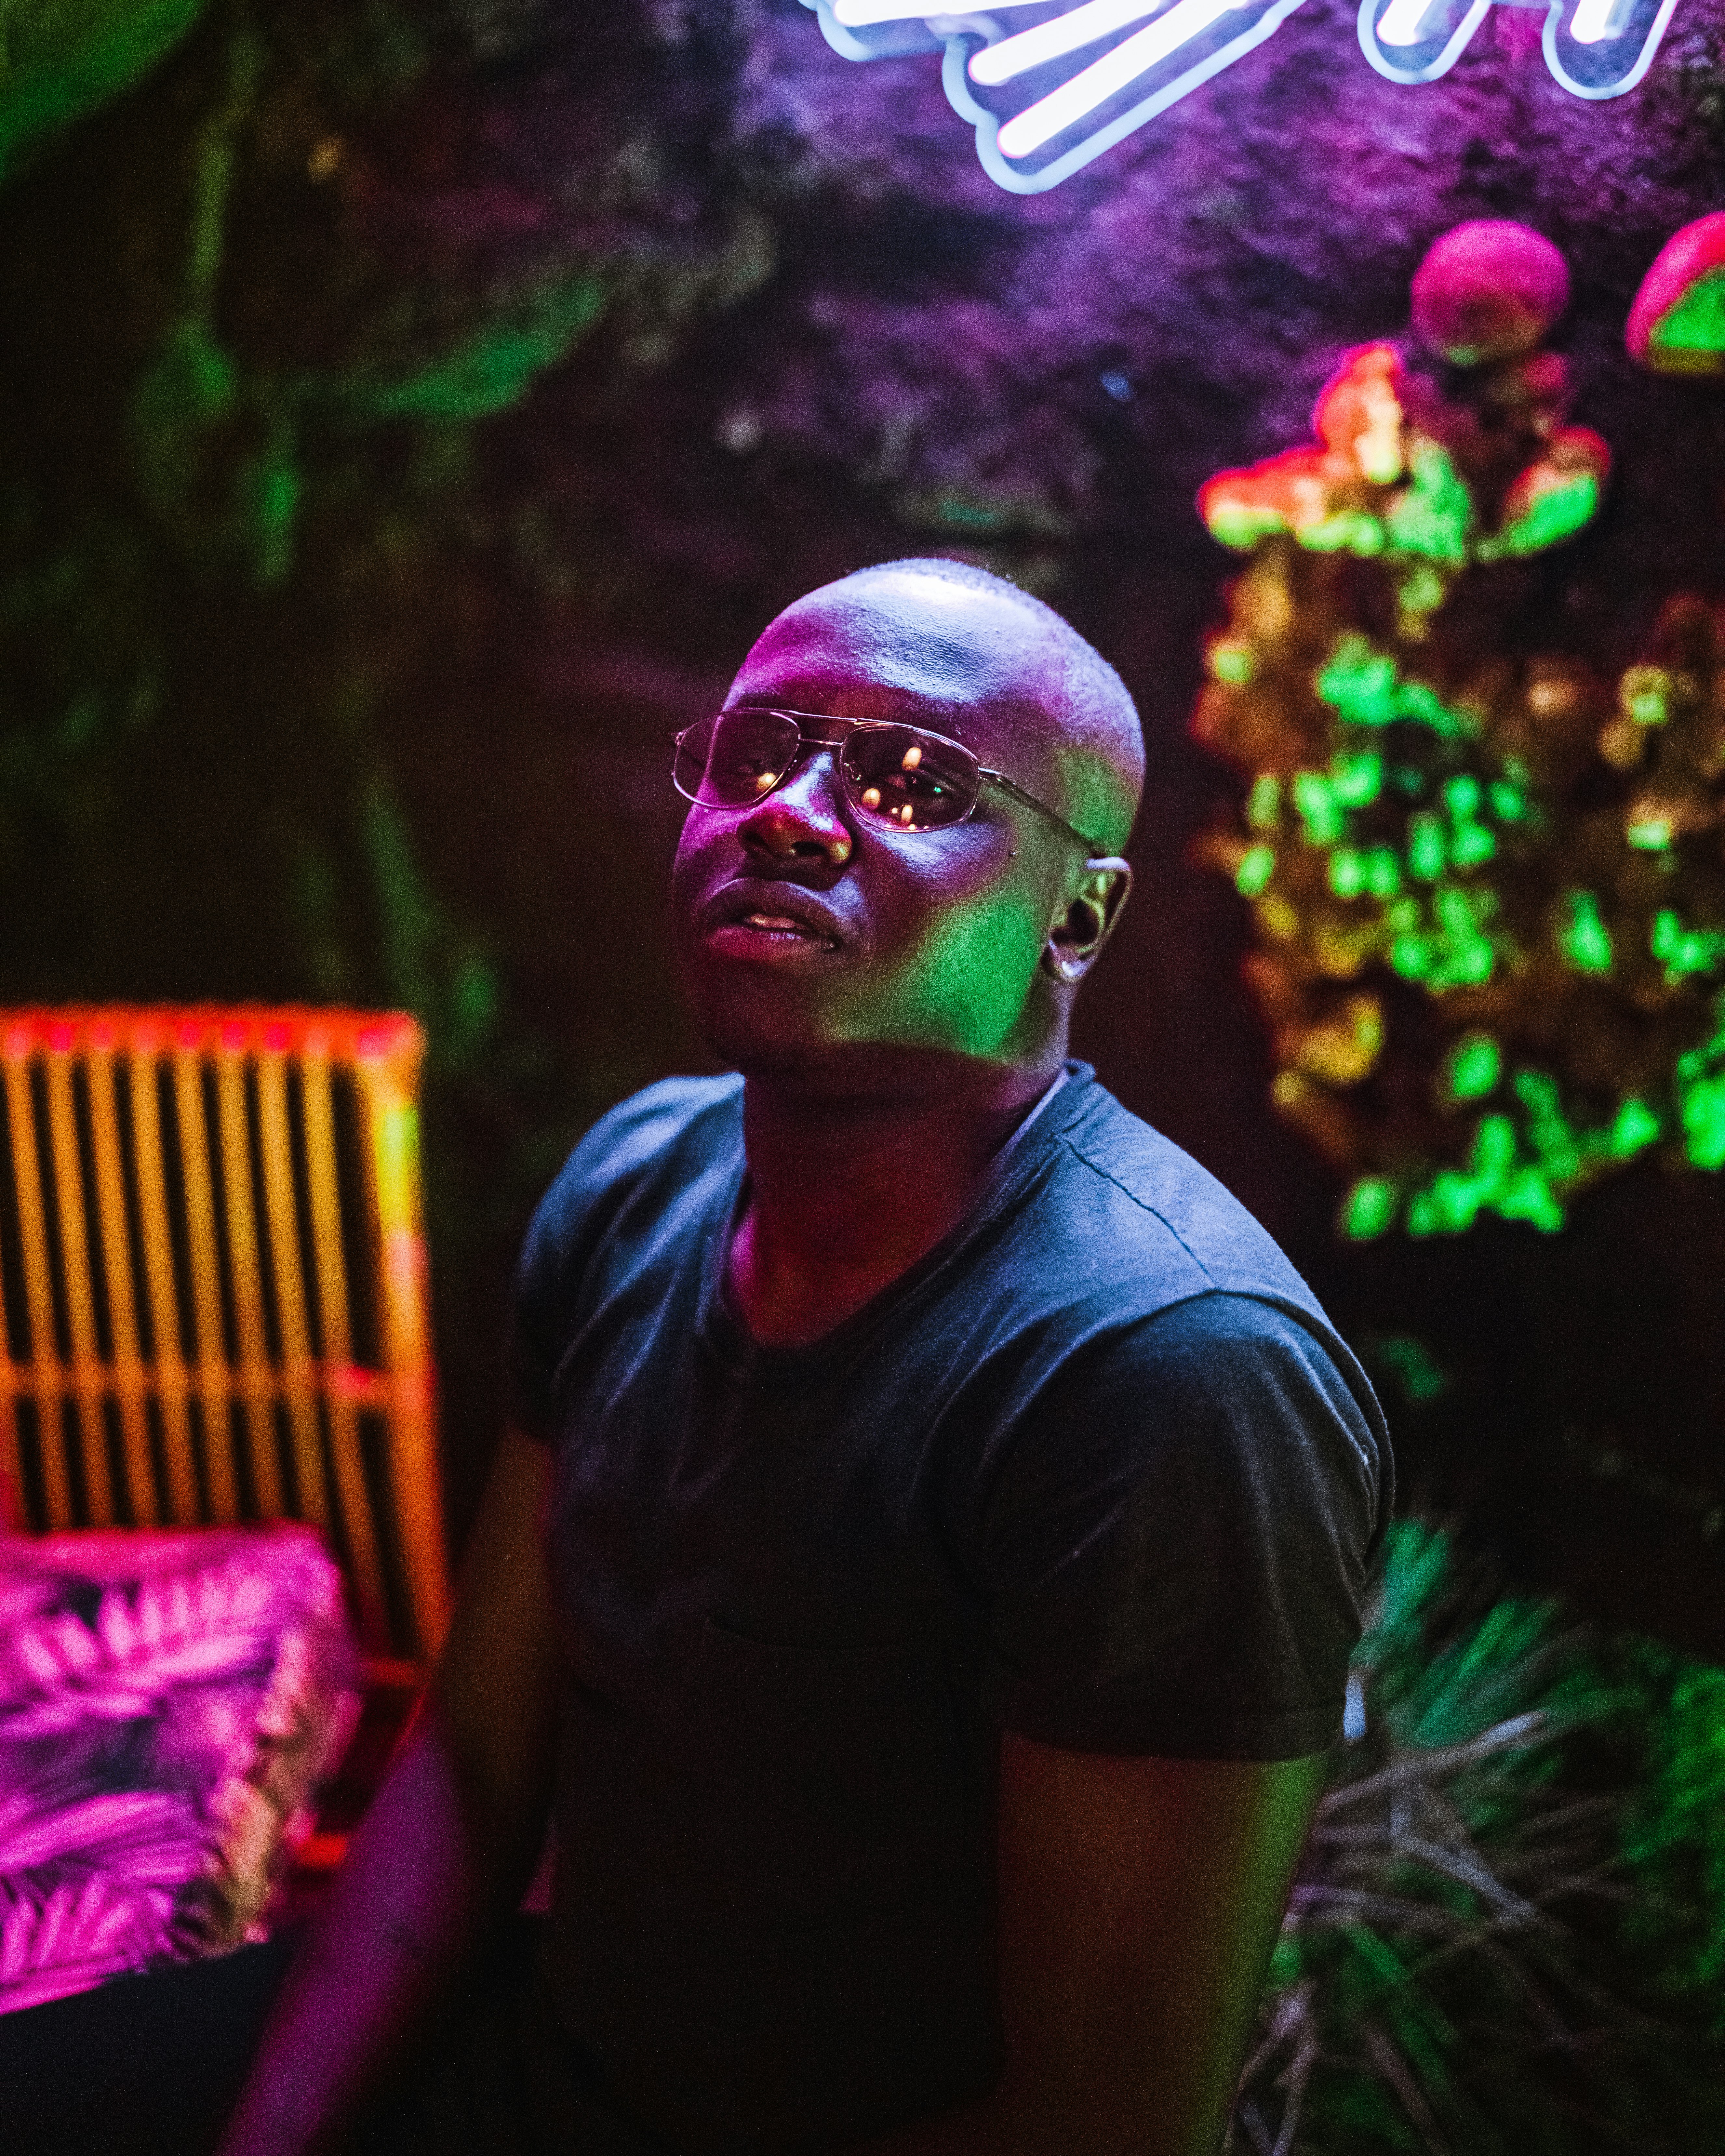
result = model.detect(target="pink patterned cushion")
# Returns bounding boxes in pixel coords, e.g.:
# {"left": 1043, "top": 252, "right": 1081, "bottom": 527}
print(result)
{"left": 0, "top": 1526, "right": 361, "bottom": 2013}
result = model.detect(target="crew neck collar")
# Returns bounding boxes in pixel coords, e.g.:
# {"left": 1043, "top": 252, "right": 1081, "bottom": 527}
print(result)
{"left": 700, "top": 1061, "right": 1094, "bottom": 1381}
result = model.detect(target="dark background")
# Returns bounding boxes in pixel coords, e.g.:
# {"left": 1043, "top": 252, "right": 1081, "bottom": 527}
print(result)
{"left": 4, "top": 0, "right": 1724, "bottom": 1646}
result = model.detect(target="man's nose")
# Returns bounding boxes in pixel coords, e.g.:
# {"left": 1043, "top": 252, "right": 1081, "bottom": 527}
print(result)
{"left": 739, "top": 747, "right": 853, "bottom": 866}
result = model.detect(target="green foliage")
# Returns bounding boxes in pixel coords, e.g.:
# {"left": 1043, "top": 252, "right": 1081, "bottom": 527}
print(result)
{"left": 343, "top": 271, "right": 608, "bottom": 423}
{"left": 1198, "top": 533, "right": 1725, "bottom": 1240}
{"left": 1619, "top": 1651, "right": 1725, "bottom": 2031}
{"left": 0, "top": 0, "right": 212, "bottom": 183}
{"left": 1236, "top": 1522, "right": 1725, "bottom": 2155}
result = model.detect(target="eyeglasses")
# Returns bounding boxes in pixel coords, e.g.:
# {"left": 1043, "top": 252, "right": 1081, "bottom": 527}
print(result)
{"left": 672, "top": 707, "right": 1099, "bottom": 850}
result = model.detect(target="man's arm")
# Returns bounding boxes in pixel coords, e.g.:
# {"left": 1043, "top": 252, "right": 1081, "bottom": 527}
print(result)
{"left": 218, "top": 1425, "right": 561, "bottom": 2156}
{"left": 862, "top": 1731, "right": 1326, "bottom": 2156}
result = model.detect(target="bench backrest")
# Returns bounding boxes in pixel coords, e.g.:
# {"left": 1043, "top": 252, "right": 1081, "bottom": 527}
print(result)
{"left": 0, "top": 1006, "right": 449, "bottom": 1670}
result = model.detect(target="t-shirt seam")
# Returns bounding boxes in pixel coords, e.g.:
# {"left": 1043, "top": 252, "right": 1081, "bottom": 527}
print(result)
{"left": 1057, "top": 1137, "right": 1221, "bottom": 1288}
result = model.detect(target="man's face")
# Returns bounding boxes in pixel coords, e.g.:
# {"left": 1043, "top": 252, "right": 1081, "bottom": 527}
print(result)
{"left": 672, "top": 575, "right": 1095, "bottom": 1077}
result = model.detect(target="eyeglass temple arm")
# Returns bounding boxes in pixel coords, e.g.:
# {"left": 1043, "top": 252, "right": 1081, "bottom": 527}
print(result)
{"left": 980, "top": 769, "right": 1105, "bottom": 856}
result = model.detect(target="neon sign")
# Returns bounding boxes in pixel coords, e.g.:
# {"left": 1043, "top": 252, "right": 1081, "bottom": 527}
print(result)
{"left": 803, "top": 0, "right": 1686, "bottom": 192}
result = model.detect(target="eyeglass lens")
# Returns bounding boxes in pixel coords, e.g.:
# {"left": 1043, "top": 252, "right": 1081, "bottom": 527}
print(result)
{"left": 674, "top": 712, "right": 981, "bottom": 832}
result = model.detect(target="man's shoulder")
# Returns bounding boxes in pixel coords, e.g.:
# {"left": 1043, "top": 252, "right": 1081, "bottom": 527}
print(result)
{"left": 1041, "top": 1080, "right": 1326, "bottom": 1320}
{"left": 525, "top": 1073, "right": 742, "bottom": 1261}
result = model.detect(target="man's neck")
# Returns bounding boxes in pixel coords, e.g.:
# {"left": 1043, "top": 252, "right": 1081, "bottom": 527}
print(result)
{"left": 729, "top": 1045, "right": 1068, "bottom": 1349}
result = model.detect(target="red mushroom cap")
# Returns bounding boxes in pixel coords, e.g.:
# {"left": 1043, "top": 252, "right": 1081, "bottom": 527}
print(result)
{"left": 1627, "top": 212, "right": 1725, "bottom": 377}
{"left": 1411, "top": 221, "right": 1570, "bottom": 367}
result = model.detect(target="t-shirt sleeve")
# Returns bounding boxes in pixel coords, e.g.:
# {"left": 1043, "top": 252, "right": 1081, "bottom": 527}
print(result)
{"left": 502, "top": 1074, "right": 746, "bottom": 1444}
{"left": 976, "top": 1291, "right": 1389, "bottom": 1761}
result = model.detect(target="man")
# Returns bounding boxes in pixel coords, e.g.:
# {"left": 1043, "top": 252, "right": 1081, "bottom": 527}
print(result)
{"left": 219, "top": 558, "right": 1388, "bottom": 2155}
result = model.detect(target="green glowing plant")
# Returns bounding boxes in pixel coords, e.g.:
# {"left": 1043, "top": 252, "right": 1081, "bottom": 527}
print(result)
{"left": 1235, "top": 1521, "right": 1725, "bottom": 2155}
{"left": 1193, "top": 228, "right": 1725, "bottom": 1241}
{"left": 0, "top": 0, "right": 214, "bottom": 184}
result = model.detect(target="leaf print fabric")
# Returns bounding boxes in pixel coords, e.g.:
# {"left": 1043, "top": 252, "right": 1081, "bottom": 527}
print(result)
{"left": 0, "top": 1525, "right": 360, "bottom": 2014}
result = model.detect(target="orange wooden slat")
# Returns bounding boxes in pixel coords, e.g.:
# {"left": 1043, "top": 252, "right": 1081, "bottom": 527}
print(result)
{"left": 44, "top": 1047, "right": 113, "bottom": 1525}
{"left": 300, "top": 1045, "right": 388, "bottom": 1645}
{"left": 256, "top": 1047, "right": 328, "bottom": 1531}
{"left": 356, "top": 1034, "right": 448, "bottom": 1661}
{"left": 1, "top": 1031, "right": 45, "bottom": 1526}
{"left": 128, "top": 1028, "right": 200, "bottom": 1524}
{"left": 0, "top": 1033, "right": 66, "bottom": 1526}
{"left": 86, "top": 1040, "right": 158, "bottom": 1525}
{"left": 0, "top": 1004, "right": 449, "bottom": 1677}
{"left": 214, "top": 1037, "right": 282, "bottom": 1518}
{"left": 172, "top": 1037, "right": 239, "bottom": 1523}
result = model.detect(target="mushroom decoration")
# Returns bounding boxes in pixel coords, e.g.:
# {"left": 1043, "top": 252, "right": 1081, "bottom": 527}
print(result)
{"left": 1626, "top": 213, "right": 1725, "bottom": 377}
{"left": 1190, "top": 223, "right": 1725, "bottom": 1242}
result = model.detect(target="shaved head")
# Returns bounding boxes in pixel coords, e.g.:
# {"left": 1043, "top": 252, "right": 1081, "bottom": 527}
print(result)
{"left": 761, "top": 558, "right": 1145, "bottom": 854}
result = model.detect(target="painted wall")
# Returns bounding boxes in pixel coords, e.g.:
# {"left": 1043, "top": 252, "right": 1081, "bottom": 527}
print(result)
{"left": 3, "top": 0, "right": 1724, "bottom": 1633}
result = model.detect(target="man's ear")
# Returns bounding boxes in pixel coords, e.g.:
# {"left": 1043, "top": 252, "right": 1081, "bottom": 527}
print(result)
{"left": 1042, "top": 857, "right": 1132, "bottom": 984}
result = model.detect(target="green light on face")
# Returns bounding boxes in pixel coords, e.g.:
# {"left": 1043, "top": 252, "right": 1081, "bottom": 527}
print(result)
{"left": 1365, "top": 849, "right": 1402, "bottom": 900}
{"left": 1390, "top": 934, "right": 1435, "bottom": 980}
{"left": 1211, "top": 639, "right": 1255, "bottom": 686}
{"left": 1449, "top": 823, "right": 1497, "bottom": 869}
{"left": 1441, "top": 1031, "right": 1502, "bottom": 1105}
{"left": 1627, "top": 815, "right": 1675, "bottom": 853}
{"left": 1488, "top": 780, "right": 1526, "bottom": 823}
{"left": 1342, "top": 1176, "right": 1398, "bottom": 1240}
{"left": 1246, "top": 773, "right": 1281, "bottom": 831}
{"left": 1558, "top": 890, "right": 1614, "bottom": 976}
{"left": 1236, "top": 844, "right": 1277, "bottom": 898}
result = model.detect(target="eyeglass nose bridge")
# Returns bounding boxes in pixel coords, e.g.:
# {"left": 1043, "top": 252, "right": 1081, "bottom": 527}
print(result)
{"left": 759, "top": 728, "right": 851, "bottom": 812}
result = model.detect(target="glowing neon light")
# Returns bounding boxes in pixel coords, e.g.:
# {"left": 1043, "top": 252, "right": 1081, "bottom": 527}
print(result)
{"left": 969, "top": 0, "right": 1169, "bottom": 87}
{"left": 833, "top": 0, "right": 1043, "bottom": 21}
{"left": 805, "top": 0, "right": 1689, "bottom": 191}
{"left": 997, "top": 0, "right": 1245, "bottom": 156}
{"left": 1358, "top": 0, "right": 1682, "bottom": 99}
{"left": 806, "top": 0, "right": 1308, "bottom": 191}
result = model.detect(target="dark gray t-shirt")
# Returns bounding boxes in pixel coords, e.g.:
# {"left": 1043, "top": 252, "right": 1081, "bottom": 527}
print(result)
{"left": 507, "top": 1066, "right": 1390, "bottom": 2154}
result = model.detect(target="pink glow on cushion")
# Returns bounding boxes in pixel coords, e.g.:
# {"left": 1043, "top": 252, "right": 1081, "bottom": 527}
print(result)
{"left": 0, "top": 1526, "right": 361, "bottom": 2013}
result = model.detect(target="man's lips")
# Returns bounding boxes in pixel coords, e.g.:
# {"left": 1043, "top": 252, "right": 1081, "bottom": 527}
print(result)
{"left": 696, "top": 885, "right": 847, "bottom": 953}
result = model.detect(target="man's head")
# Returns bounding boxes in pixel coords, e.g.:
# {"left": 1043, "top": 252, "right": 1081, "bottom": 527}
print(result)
{"left": 672, "top": 559, "right": 1143, "bottom": 1081}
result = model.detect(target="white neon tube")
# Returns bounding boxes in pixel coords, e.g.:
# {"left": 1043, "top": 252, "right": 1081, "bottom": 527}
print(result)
{"left": 1376, "top": 0, "right": 1442, "bottom": 45}
{"left": 995, "top": 0, "right": 1241, "bottom": 156}
{"left": 969, "top": 0, "right": 1169, "bottom": 87}
{"left": 832, "top": 0, "right": 1044, "bottom": 23}
{"left": 1569, "top": 0, "right": 1634, "bottom": 40}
